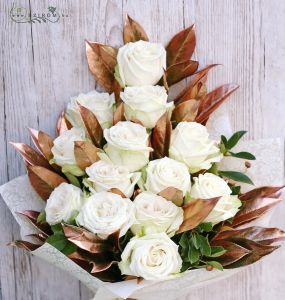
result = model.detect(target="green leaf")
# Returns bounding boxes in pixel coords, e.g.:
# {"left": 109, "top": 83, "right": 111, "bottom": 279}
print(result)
{"left": 208, "top": 246, "right": 227, "bottom": 257}
{"left": 61, "top": 242, "right": 77, "bottom": 255}
{"left": 221, "top": 135, "right": 228, "bottom": 146}
{"left": 51, "top": 224, "right": 63, "bottom": 235}
{"left": 206, "top": 261, "right": 223, "bottom": 271}
{"left": 191, "top": 232, "right": 199, "bottom": 249}
{"left": 197, "top": 235, "right": 211, "bottom": 256}
{"left": 198, "top": 222, "right": 213, "bottom": 233}
{"left": 179, "top": 232, "right": 189, "bottom": 248}
{"left": 64, "top": 172, "right": 81, "bottom": 188}
{"left": 230, "top": 185, "right": 241, "bottom": 195}
{"left": 62, "top": 164, "right": 85, "bottom": 177}
{"left": 226, "top": 131, "right": 247, "bottom": 150}
{"left": 37, "top": 211, "right": 46, "bottom": 224}
{"left": 207, "top": 163, "right": 219, "bottom": 175}
{"left": 219, "top": 171, "right": 254, "bottom": 185}
{"left": 229, "top": 151, "right": 256, "bottom": 160}
{"left": 46, "top": 234, "right": 67, "bottom": 251}
{"left": 187, "top": 247, "right": 200, "bottom": 264}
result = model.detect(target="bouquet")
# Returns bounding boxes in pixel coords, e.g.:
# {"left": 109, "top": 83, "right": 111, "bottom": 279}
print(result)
{"left": 1, "top": 15, "right": 285, "bottom": 299}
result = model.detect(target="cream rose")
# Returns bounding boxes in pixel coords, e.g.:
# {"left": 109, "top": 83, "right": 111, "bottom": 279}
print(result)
{"left": 118, "top": 233, "right": 182, "bottom": 280}
{"left": 131, "top": 192, "right": 183, "bottom": 237}
{"left": 104, "top": 121, "right": 153, "bottom": 172}
{"left": 144, "top": 157, "right": 191, "bottom": 196}
{"left": 190, "top": 173, "right": 242, "bottom": 224}
{"left": 45, "top": 183, "right": 82, "bottom": 225}
{"left": 117, "top": 41, "right": 166, "bottom": 87}
{"left": 85, "top": 160, "right": 141, "bottom": 198}
{"left": 65, "top": 90, "right": 115, "bottom": 129}
{"left": 120, "top": 85, "right": 173, "bottom": 128}
{"left": 169, "top": 122, "right": 223, "bottom": 173}
{"left": 51, "top": 127, "right": 86, "bottom": 167}
{"left": 76, "top": 191, "right": 135, "bottom": 238}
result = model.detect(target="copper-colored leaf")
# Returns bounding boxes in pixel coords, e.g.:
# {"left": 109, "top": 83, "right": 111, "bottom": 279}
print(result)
{"left": 16, "top": 210, "right": 51, "bottom": 236}
{"left": 172, "top": 99, "right": 200, "bottom": 122}
{"left": 27, "top": 165, "right": 67, "bottom": 201}
{"left": 166, "top": 24, "right": 196, "bottom": 66}
{"left": 69, "top": 249, "right": 116, "bottom": 273}
{"left": 113, "top": 102, "right": 125, "bottom": 125}
{"left": 109, "top": 188, "right": 127, "bottom": 198}
{"left": 174, "top": 64, "right": 219, "bottom": 104}
{"left": 29, "top": 128, "right": 54, "bottom": 161}
{"left": 224, "top": 238, "right": 280, "bottom": 268}
{"left": 166, "top": 60, "right": 198, "bottom": 86}
{"left": 158, "top": 187, "right": 183, "bottom": 206}
{"left": 85, "top": 41, "right": 118, "bottom": 93}
{"left": 63, "top": 225, "right": 118, "bottom": 254}
{"left": 239, "top": 186, "right": 284, "bottom": 202}
{"left": 210, "top": 239, "right": 251, "bottom": 266}
{"left": 56, "top": 111, "right": 72, "bottom": 136}
{"left": 26, "top": 233, "right": 47, "bottom": 243}
{"left": 74, "top": 141, "right": 101, "bottom": 170}
{"left": 78, "top": 104, "right": 103, "bottom": 148}
{"left": 151, "top": 112, "right": 172, "bottom": 159}
{"left": 213, "top": 226, "right": 285, "bottom": 246}
{"left": 177, "top": 197, "right": 220, "bottom": 234}
{"left": 11, "top": 142, "right": 53, "bottom": 170}
{"left": 8, "top": 240, "right": 41, "bottom": 251}
{"left": 123, "top": 15, "right": 149, "bottom": 43}
{"left": 232, "top": 193, "right": 282, "bottom": 228}
{"left": 195, "top": 84, "right": 239, "bottom": 124}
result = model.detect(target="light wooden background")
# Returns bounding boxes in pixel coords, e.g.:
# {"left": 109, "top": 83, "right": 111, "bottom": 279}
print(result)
{"left": 1, "top": 0, "right": 285, "bottom": 299}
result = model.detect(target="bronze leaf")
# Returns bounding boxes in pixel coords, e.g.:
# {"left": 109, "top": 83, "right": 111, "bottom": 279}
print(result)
{"left": 239, "top": 186, "right": 284, "bottom": 202}
{"left": 166, "top": 60, "right": 198, "bottom": 86}
{"left": 213, "top": 226, "right": 285, "bottom": 246}
{"left": 77, "top": 103, "right": 103, "bottom": 148}
{"left": 158, "top": 187, "right": 183, "bottom": 206}
{"left": 85, "top": 41, "right": 118, "bottom": 93}
{"left": 109, "top": 188, "right": 127, "bottom": 198}
{"left": 10, "top": 142, "right": 52, "bottom": 170}
{"left": 113, "top": 102, "right": 125, "bottom": 125}
{"left": 123, "top": 15, "right": 149, "bottom": 44}
{"left": 231, "top": 197, "right": 282, "bottom": 228}
{"left": 210, "top": 239, "right": 251, "bottom": 266}
{"left": 176, "top": 197, "right": 220, "bottom": 234}
{"left": 195, "top": 83, "right": 239, "bottom": 124}
{"left": 166, "top": 24, "right": 196, "bottom": 67}
{"left": 174, "top": 64, "right": 219, "bottom": 104}
{"left": 27, "top": 165, "right": 67, "bottom": 201}
{"left": 172, "top": 99, "right": 200, "bottom": 122}
{"left": 8, "top": 240, "right": 41, "bottom": 252}
{"left": 223, "top": 238, "right": 280, "bottom": 268}
{"left": 16, "top": 210, "right": 51, "bottom": 236}
{"left": 56, "top": 111, "right": 72, "bottom": 136}
{"left": 151, "top": 112, "right": 172, "bottom": 159}
{"left": 74, "top": 141, "right": 101, "bottom": 170}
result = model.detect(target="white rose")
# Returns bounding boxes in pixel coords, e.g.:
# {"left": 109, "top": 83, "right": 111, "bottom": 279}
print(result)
{"left": 45, "top": 183, "right": 82, "bottom": 225}
{"left": 131, "top": 192, "right": 183, "bottom": 237}
{"left": 65, "top": 90, "right": 115, "bottom": 129}
{"left": 85, "top": 160, "right": 141, "bottom": 198}
{"left": 169, "top": 122, "right": 223, "bottom": 173}
{"left": 118, "top": 233, "right": 182, "bottom": 280}
{"left": 190, "top": 173, "right": 242, "bottom": 224}
{"left": 117, "top": 41, "right": 166, "bottom": 87}
{"left": 121, "top": 85, "right": 173, "bottom": 129}
{"left": 51, "top": 128, "right": 86, "bottom": 167}
{"left": 104, "top": 121, "right": 153, "bottom": 172}
{"left": 76, "top": 191, "right": 135, "bottom": 238}
{"left": 144, "top": 157, "right": 191, "bottom": 196}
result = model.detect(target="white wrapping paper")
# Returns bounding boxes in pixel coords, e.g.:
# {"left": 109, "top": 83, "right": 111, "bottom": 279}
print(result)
{"left": 0, "top": 112, "right": 284, "bottom": 299}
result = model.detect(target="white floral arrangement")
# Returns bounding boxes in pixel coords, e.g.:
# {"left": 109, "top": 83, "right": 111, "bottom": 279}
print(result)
{"left": 2, "top": 15, "right": 285, "bottom": 299}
